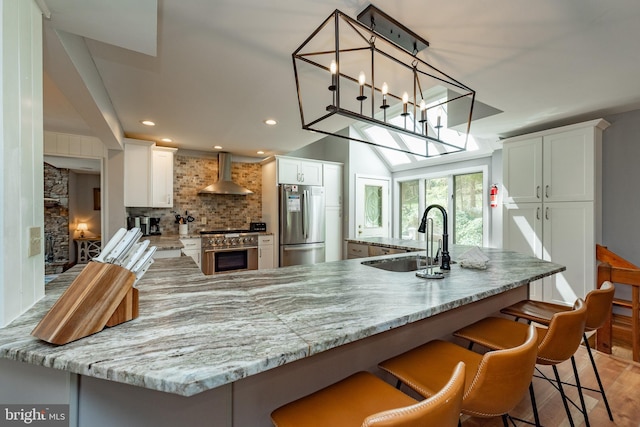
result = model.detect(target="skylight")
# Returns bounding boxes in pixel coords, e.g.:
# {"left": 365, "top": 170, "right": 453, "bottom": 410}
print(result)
{"left": 353, "top": 94, "right": 483, "bottom": 168}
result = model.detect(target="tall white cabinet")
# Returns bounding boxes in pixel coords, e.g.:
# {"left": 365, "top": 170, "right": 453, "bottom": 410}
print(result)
{"left": 502, "top": 119, "right": 609, "bottom": 304}
{"left": 323, "top": 163, "right": 343, "bottom": 262}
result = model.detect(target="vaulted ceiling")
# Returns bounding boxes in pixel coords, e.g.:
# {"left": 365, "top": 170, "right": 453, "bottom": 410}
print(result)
{"left": 42, "top": 0, "right": 640, "bottom": 159}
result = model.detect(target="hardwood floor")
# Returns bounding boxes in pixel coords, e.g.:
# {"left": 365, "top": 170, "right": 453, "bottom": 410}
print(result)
{"left": 460, "top": 345, "right": 640, "bottom": 426}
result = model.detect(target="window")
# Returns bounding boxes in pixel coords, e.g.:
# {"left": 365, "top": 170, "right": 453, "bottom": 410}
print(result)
{"left": 398, "top": 170, "right": 485, "bottom": 246}
{"left": 454, "top": 173, "right": 483, "bottom": 246}
{"left": 400, "top": 180, "right": 419, "bottom": 239}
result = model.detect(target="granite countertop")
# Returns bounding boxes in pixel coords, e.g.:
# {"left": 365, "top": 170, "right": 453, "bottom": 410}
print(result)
{"left": 0, "top": 246, "right": 564, "bottom": 397}
{"left": 346, "top": 236, "right": 427, "bottom": 251}
{"left": 142, "top": 234, "right": 185, "bottom": 250}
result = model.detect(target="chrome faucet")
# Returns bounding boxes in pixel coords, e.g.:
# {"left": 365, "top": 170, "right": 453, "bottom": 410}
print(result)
{"left": 418, "top": 204, "right": 451, "bottom": 270}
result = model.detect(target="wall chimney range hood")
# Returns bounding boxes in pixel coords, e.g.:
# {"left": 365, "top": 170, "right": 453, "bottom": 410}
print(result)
{"left": 198, "top": 152, "right": 253, "bottom": 195}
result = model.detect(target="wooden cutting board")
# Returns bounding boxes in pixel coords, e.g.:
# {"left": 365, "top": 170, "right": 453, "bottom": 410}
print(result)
{"left": 32, "top": 261, "right": 137, "bottom": 345}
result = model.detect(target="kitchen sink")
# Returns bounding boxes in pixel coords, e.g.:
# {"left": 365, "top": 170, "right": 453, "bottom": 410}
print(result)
{"left": 362, "top": 255, "right": 455, "bottom": 272}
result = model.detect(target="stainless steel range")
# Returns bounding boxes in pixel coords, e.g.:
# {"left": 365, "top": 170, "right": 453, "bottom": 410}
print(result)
{"left": 200, "top": 230, "right": 259, "bottom": 275}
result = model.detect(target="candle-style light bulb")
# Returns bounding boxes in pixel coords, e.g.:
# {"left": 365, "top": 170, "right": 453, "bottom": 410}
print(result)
{"left": 401, "top": 92, "right": 409, "bottom": 116}
{"left": 437, "top": 115, "right": 441, "bottom": 127}
{"left": 329, "top": 60, "right": 337, "bottom": 91}
{"left": 357, "top": 71, "right": 367, "bottom": 101}
{"left": 419, "top": 99, "right": 427, "bottom": 123}
{"left": 380, "top": 82, "right": 390, "bottom": 114}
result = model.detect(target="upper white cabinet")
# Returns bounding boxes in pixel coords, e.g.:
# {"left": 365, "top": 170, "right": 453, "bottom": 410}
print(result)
{"left": 502, "top": 119, "right": 609, "bottom": 304}
{"left": 277, "top": 157, "right": 323, "bottom": 185}
{"left": 503, "top": 126, "right": 596, "bottom": 204}
{"left": 124, "top": 140, "right": 152, "bottom": 207}
{"left": 124, "top": 139, "right": 177, "bottom": 207}
{"left": 151, "top": 147, "right": 175, "bottom": 207}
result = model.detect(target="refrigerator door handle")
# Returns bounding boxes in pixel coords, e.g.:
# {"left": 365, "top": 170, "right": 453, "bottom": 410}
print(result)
{"left": 283, "top": 243, "right": 325, "bottom": 251}
{"left": 302, "top": 189, "right": 309, "bottom": 239}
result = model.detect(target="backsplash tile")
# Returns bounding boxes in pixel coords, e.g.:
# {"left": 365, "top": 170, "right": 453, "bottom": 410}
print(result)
{"left": 127, "top": 153, "right": 263, "bottom": 234}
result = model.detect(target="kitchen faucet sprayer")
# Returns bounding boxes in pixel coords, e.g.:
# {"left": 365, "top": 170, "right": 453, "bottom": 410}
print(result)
{"left": 418, "top": 204, "right": 451, "bottom": 270}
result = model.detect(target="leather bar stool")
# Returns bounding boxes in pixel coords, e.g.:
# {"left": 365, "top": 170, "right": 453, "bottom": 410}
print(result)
{"left": 270, "top": 362, "right": 465, "bottom": 427}
{"left": 379, "top": 324, "right": 538, "bottom": 427}
{"left": 500, "top": 281, "right": 615, "bottom": 422}
{"left": 454, "top": 299, "right": 587, "bottom": 427}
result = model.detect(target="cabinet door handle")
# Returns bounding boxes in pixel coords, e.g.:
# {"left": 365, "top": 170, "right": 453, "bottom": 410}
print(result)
{"left": 536, "top": 207, "right": 540, "bottom": 220}
{"left": 545, "top": 185, "right": 549, "bottom": 199}
{"left": 536, "top": 186, "right": 541, "bottom": 199}
{"left": 545, "top": 207, "right": 549, "bottom": 220}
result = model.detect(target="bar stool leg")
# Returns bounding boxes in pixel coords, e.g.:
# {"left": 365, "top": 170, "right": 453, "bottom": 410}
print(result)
{"left": 570, "top": 355, "right": 590, "bottom": 427}
{"left": 529, "top": 382, "right": 542, "bottom": 427}
{"left": 583, "top": 333, "right": 614, "bottom": 420}
{"left": 553, "top": 365, "right": 575, "bottom": 427}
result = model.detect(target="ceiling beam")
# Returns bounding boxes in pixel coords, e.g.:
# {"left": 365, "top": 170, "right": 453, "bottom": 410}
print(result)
{"left": 43, "top": 22, "right": 124, "bottom": 150}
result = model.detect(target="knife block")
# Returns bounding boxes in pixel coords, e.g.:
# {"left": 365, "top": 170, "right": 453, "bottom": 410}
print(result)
{"left": 32, "top": 261, "right": 139, "bottom": 345}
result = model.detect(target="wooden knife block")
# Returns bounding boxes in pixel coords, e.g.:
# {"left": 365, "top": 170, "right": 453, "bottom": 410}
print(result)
{"left": 32, "top": 262, "right": 139, "bottom": 345}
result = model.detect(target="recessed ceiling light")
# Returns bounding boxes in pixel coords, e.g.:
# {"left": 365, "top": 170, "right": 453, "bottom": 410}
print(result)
{"left": 257, "top": 150, "right": 265, "bottom": 155}
{"left": 264, "top": 119, "right": 277, "bottom": 126}
{"left": 160, "top": 138, "right": 173, "bottom": 143}
{"left": 141, "top": 120, "right": 155, "bottom": 126}
{"left": 213, "top": 145, "right": 223, "bottom": 150}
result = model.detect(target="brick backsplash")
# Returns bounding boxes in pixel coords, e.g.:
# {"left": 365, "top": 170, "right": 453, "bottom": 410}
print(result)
{"left": 127, "top": 154, "right": 263, "bottom": 234}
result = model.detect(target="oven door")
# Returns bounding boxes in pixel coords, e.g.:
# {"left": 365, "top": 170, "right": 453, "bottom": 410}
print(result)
{"left": 202, "top": 247, "right": 258, "bottom": 275}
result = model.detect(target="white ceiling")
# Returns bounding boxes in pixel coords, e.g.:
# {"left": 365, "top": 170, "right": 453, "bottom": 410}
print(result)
{"left": 41, "top": 0, "right": 640, "bottom": 159}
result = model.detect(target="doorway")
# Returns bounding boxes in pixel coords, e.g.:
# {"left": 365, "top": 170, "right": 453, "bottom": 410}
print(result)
{"left": 355, "top": 175, "right": 391, "bottom": 238}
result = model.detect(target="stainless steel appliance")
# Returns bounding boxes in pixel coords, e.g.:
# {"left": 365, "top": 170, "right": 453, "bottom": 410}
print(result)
{"left": 279, "top": 184, "right": 325, "bottom": 267}
{"left": 200, "top": 230, "right": 259, "bottom": 275}
{"left": 139, "top": 216, "right": 149, "bottom": 236}
{"left": 149, "top": 217, "right": 161, "bottom": 235}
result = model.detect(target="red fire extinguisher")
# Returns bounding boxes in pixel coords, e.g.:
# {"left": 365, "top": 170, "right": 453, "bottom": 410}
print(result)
{"left": 490, "top": 184, "right": 499, "bottom": 208}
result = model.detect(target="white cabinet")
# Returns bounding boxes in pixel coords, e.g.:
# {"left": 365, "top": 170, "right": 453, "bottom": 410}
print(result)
{"left": 180, "top": 238, "right": 201, "bottom": 268}
{"left": 258, "top": 235, "right": 274, "bottom": 270}
{"left": 502, "top": 119, "right": 609, "bottom": 304}
{"left": 151, "top": 148, "right": 175, "bottom": 207}
{"left": 277, "top": 157, "right": 323, "bottom": 185}
{"left": 124, "top": 140, "right": 152, "bottom": 207}
{"left": 503, "top": 128, "right": 596, "bottom": 204}
{"left": 124, "top": 139, "right": 177, "bottom": 207}
{"left": 324, "top": 163, "right": 343, "bottom": 262}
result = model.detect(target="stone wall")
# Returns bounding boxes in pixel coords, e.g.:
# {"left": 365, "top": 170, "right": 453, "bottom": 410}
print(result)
{"left": 127, "top": 154, "right": 263, "bottom": 234}
{"left": 44, "top": 163, "right": 70, "bottom": 272}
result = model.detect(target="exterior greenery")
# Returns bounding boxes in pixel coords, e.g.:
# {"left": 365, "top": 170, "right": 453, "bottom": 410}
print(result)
{"left": 400, "top": 172, "right": 483, "bottom": 246}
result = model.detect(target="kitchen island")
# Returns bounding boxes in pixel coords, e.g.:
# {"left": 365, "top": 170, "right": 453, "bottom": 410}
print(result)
{"left": 0, "top": 246, "right": 564, "bottom": 426}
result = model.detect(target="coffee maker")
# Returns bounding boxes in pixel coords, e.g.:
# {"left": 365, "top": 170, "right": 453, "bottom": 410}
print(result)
{"left": 149, "top": 217, "right": 161, "bottom": 235}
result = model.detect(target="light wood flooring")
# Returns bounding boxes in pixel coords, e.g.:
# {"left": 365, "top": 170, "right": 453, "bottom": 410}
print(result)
{"left": 460, "top": 345, "right": 640, "bottom": 426}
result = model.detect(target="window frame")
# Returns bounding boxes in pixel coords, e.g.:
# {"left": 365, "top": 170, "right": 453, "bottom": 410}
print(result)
{"left": 393, "top": 164, "right": 489, "bottom": 247}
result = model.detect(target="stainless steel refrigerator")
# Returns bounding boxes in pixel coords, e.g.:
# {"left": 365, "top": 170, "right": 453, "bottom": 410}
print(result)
{"left": 279, "top": 184, "right": 325, "bottom": 266}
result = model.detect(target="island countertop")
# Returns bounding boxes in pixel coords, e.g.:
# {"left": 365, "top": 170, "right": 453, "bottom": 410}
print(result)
{"left": 0, "top": 246, "right": 564, "bottom": 397}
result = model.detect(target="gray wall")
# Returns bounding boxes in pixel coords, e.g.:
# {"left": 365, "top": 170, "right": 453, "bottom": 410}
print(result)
{"left": 602, "top": 109, "right": 640, "bottom": 264}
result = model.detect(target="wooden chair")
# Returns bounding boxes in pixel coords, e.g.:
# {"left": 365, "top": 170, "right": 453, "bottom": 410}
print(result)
{"left": 500, "top": 281, "right": 615, "bottom": 422}
{"left": 454, "top": 300, "right": 587, "bottom": 427}
{"left": 595, "top": 244, "right": 640, "bottom": 362}
{"left": 379, "top": 325, "right": 538, "bottom": 427}
{"left": 271, "top": 362, "right": 465, "bottom": 427}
